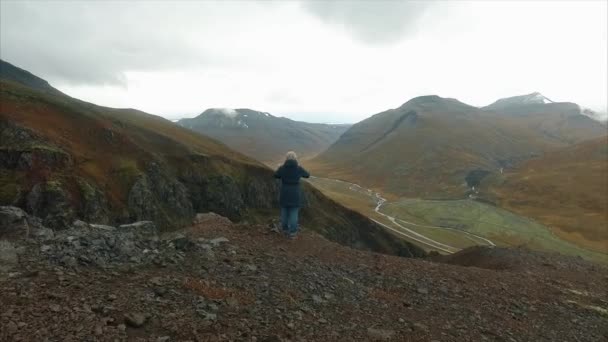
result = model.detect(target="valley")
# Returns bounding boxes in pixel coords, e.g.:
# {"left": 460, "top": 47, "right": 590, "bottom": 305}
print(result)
{"left": 308, "top": 177, "right": 608, "bottom": 263}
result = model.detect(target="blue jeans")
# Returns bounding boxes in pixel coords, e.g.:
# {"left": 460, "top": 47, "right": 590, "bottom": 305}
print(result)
{"left": 280, "top": 207, "right": 300, "bottom": 235}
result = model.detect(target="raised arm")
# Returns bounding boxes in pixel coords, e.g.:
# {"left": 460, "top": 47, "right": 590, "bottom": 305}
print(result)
{"left": 300, "top": 166, "right": 310, "bottom": 178}
{"left": 274, "top": 166, "right": 282, "bottom": 179}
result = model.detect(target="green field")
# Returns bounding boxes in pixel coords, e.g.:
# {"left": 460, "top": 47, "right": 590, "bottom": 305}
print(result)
{"left": 308, "top": 177, "right": 608, "bottom": 263}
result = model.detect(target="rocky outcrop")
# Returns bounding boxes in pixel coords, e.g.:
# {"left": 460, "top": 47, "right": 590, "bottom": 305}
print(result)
{"left": 77, "top": 179, "right": 110, "bottom": 224}
{"left": 0, "top": 121, "right": 71, "bottom": 170}
{"left": 128, "top": 162, "right": 193, "bottom": 229}
{"left": 0, "top": 147, "right": 72, "bottom": 171}
{"left": 185, "top": 175, "right": 245, "bottom": 221}
{"left": 26, "top": 181, "right": 75, "bottom": 229}
{"left": 0, "top": 206, "right": 28, "bottom": 239}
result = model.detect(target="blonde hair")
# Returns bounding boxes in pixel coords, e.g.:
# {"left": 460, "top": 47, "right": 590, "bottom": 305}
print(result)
{"left": 285, "top": 151, "right": 297, "bottom": 161}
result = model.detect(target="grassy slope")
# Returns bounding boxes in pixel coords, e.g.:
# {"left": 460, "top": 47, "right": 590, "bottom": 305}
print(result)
{"left": 482, "top": 137, "right": 608, "bottom": 254}
{"left": 382, "top": 199, "right": 607, "bottom": 263}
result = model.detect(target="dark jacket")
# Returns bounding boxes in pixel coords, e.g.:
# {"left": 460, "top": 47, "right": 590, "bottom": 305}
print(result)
{"left": 274, "top": 159, "right": 310, "bottom": 207}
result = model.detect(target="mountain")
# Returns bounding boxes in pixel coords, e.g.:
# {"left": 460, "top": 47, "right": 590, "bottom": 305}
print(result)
{"left": 0, "top": 59, "right": 64, "bottom": 95}
{"left": 481, "top": 137, "right": 608, "bottom": 253}
{"left": 0, "top": 59, "right": 423, "bottom": 257}
{"left": 484, "top": 91, "right": 553, "bottom": 110}
{"left": 482, "top": 93, "right": 607, "bottom": 144}
{"left": 178, "top": 109, "right": 350, "bottom": 165}
{"left": 310, "top": 94, "right": 606, "bottom": 198}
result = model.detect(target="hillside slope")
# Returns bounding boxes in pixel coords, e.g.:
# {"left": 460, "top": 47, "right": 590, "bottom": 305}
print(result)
{"left": 310, "top": 94, "right": 606, "bottom": 198}
{"left": 0, "top": 60, "right": 423, "bottom": 257}
{"left": 178, "top": 109, "right": 349, "bottom": 165}
{"left": 0, "top": 59, "right": 64, "bottom": 96}
{"left": 481, "top": 137, "right": 608, "bottom": 253}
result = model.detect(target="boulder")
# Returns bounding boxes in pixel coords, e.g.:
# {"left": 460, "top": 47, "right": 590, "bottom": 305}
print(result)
{"left": 128, "top": 162, "right": 193, "bottom": 229}
{"left": 26, "top": 181, "right": 74, "bottom": 229}
{"left": 0, "top": 206, "right": 28, "bottom": 238}
{"left": 124, "top": 312, "right": 147, "bottom": 328}
{"left": 193, "top": 212, "right": 233, "bottom": 226}
{"left": 0, "top": 240, "right": 18, "bottom": 273}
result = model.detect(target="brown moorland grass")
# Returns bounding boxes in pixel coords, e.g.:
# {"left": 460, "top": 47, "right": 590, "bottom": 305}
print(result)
{"left": 0, "top": 80, "right": 261, "bottom": 212}
{"left": 310, "top": 96, "right": 606, "bottom": 199}
{"left": 483, "top": 137, "right": 608, "bottom": 253}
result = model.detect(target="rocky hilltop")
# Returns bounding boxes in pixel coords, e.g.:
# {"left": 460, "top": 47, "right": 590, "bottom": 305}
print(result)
{"left": 1, "top": 207, "right": 607, "bottom": 341}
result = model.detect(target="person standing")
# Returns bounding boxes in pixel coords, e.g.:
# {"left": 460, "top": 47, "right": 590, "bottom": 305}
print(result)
{"left": 274, "top": 151, "right": 310, "bottom": 239}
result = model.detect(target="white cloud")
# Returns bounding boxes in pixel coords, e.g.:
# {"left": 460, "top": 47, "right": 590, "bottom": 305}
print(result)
{"left": 1, "top": 0, "right": 606, "bottom": 123}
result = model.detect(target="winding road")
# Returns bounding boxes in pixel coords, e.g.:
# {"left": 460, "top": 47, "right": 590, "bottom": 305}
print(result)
{"left": 312, "top": 177, "right": 496, "bottom": 254}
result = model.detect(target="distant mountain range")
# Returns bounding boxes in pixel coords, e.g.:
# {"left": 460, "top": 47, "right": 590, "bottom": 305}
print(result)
{"left": 178, "top": 109, "right": 350, "bottom": 165}
{"left": 310, "top": 93, "right": 606, "bottom": 198}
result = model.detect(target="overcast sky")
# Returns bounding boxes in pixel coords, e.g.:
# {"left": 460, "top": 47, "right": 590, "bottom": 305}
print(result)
{"left": 1, "top": 0, "right": 606, "bottom": 123}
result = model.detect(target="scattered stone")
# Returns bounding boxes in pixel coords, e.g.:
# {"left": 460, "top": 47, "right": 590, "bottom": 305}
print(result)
{"left": 367, "top": 327, "right": 395, "bottom": 340}
{"left": 413, "top": 322, "right": 429, "bottom": 332}
{"left": 198, "top": 310, "right": 217, "bottom": 321}
{"left": 312, "top": 294, "right": 324, "bottom": 304}
{"left": 0, "top": 206, "right": 28, "bottom": 238}
{"left": 72, "top": 220, "right": 90, "bottom": 230}
{"left": 49, "top": 304, "right": 61, "bottom": 312}
{"left": 6, "top": 321, "right": 18, "bottom": 334}
{"left": 225, "top": 297, "right": 239, "bottom": 308}
{"left": 172, "top": 237, "right": 195, "bottom": 251}
{"left": 0, "top": 240, "right": 18, "bottom": 272}
{"left": 417, "top": 287, "right": 429, "bottom": 295}
{"left": 209, "top": 237, "right": 229, "bottom": 247}
{"left": 244, "top": 264, "right": 258, "bottom": 272}
{"left": 194, "top": 212, "right": 232, "bottom": 226}
{"left": 124, "top": 312, "right": 147, "bottom": 327}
